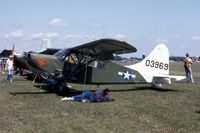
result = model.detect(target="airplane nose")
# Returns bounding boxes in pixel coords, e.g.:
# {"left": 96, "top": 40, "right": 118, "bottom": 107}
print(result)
{"left": 24, "top": 52, "right": 31, "bottom": 60}
{"left": 27, "top": 52, "right": 31, "bottom": 59}
{"left": 24, "top": 52, "right": 33, "bottom": 65}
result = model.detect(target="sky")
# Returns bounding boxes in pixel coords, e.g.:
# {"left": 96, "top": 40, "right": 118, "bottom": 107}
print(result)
{"left": 0, "top": 0, "right": 200, "bottom": 57}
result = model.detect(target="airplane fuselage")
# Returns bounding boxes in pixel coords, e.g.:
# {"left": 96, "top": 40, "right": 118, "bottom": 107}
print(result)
{"left": 26, "top": 53, "right": 64, "bottom": 77}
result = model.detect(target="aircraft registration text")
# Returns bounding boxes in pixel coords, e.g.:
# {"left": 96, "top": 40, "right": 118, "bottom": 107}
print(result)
{"left": 145, "top": 60, "right": 169, "bottom": 70}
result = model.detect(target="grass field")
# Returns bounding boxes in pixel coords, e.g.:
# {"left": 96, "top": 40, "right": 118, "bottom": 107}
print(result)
{"left": 0, "top": 63, "right": 200, "bottom": 133}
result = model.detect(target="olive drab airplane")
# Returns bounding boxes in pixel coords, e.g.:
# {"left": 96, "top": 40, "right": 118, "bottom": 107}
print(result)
{"left": 24, "top": 38, "right": 185, "bottom": 89}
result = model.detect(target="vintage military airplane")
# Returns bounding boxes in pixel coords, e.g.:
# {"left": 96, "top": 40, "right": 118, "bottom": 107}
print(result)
{"left": 23, "top": 38, "right": 185, "bottom": 90}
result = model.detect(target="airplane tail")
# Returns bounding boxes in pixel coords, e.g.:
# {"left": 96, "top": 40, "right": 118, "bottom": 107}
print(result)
{"left": 126, "top": 44, "right": 185, "bottom": 86}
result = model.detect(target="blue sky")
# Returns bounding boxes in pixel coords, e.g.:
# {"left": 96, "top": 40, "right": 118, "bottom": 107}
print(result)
{"left": 0, "top": 0, "right": 200, "bottom": 57}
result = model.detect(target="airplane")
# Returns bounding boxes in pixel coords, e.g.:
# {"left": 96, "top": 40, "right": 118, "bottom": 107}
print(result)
{"left": 24, "top": 39, "right": 136, "bottom": 79}
{"left": 23, "top": 38, "right": 185, "bottom": 92}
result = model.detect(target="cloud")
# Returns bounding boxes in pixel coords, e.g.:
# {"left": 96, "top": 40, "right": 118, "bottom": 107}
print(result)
{"left": 173, "top": 35, "right": 182, "bottom": 39}
{"left": 49, "top": 18, "right": 70, "bottom": 27}
{"left": 192, "top": 36, "right": 200, "bottom": 41}
{"left": 84, "top": 35, "right": 98, "bottom": 40}
{"left": 156, "top": 38, "right": 168, "bottom": 44}
{"left": 31, "top": 32, "right": 59, "bottom": 39}
{"left": 45, "top": 32, "right": 59, "bottom": 38}
{"left": 86, "top": 21, "right": 104, "bottom": 28}
{"left": 114, "top": 34, "right": 128, "bottom": 40}
{"left": 64, "top": 34, "right": 97, "bottom": 41}
{"left": 64, "top": 34, "right": 82, "bottom": 39}
{"left": 63, "top": 34, "right": 98, "bottom": 47}
{"left": 31, "top": 33, "right": 43, "bottom": 38}
{"left": 5, "top": 30, "right": 24, "bottom": 38}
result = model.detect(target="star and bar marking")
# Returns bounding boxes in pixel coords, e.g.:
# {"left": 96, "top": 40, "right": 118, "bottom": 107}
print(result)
{"left": 118, "top": 70, "right": 136, "bottom": 80}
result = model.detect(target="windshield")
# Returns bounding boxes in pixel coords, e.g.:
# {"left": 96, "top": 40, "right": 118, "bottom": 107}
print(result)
{"left": 53, "top": 49, "right": 70, "bottom": 59}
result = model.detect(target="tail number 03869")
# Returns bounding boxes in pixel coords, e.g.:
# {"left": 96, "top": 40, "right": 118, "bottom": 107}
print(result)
{"left": 145, "top": 60, "right": 169, "bottom": 70}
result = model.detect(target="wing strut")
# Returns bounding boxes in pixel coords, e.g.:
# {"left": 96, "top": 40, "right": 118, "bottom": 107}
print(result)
{"left": 83, "top": 50, "right": 89, "bottom": 85}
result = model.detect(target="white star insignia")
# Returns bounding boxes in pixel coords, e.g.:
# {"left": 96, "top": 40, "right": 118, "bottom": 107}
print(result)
{"left": 118, "top": 70, "right": 136, "bottom": 80}
{"left": 123, "top": 71, "right": 132, "bottom": 80}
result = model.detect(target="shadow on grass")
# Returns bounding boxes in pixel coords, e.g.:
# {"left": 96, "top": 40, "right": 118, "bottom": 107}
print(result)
{"left": 33, "top": 84, "right": 83, "bottom": 96}
{"left": 195, "top": 111, "right": 200, "bottom": 114}
{"left": 110, "top": 86, "right": 178, "bottom": 92}
{"left": 9, "top": 84, "right": 83, "bottom": 97}
{"left": 195, "top": 111, "right": 200, "bottom": 121}
{"left": 10, "top": 91, "right": 51, "bottom": 96}
{"left": 9, "top": 83, "right": 178, "bottom": 98}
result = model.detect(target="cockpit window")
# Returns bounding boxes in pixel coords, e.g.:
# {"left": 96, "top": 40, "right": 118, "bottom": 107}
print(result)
{"left": 54, "top": 49, "right": 70, "bottom": 59}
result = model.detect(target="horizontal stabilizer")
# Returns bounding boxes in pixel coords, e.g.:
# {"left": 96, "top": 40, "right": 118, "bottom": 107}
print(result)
{"left": 169, "top": 75, "right": 186, "bottom": 81}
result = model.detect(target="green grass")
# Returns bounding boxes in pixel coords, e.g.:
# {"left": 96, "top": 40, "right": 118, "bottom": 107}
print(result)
{"left": 0, "top": 63, "right": 200, "bottom": 133}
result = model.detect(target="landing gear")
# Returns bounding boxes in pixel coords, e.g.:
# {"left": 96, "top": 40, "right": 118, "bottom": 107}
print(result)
{"left": 153, "top": 83, "right": 163, "bottom": 88}
{"left": 46, "top": 79, "right": 70, "bottom": 95}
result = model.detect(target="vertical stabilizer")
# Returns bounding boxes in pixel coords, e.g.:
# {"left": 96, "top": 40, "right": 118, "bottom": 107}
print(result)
{"left": 126, "top": 44, "right": 169, "bottom": 83}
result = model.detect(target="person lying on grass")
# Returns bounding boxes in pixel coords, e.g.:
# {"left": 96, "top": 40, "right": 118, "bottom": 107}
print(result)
{"left": 61, "top": 88, "right": 112, "bottom": 103}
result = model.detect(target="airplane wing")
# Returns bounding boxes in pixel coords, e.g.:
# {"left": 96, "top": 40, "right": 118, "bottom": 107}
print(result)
{"left": 0, "top": 49, "right": 13, "bottom": 57}
{"left": 39, "top": 48, "right": 60, "bottom": 55}
{"left": 70, "top": 39, "right": 137, "bottom": 60}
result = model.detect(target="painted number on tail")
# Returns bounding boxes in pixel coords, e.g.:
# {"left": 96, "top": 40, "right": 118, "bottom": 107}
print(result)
{"left": 145, "top": 60, "right": 169, "bottom": 70}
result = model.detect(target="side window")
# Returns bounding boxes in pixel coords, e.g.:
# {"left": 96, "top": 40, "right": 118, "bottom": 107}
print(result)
{"left": 90, "top": 61, "right": 104, "bottom": 68}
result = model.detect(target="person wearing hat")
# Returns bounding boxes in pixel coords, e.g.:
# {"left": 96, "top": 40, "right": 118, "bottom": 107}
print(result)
{"left": 6, "top": 55, "right": 14, "bottom": 82}
{"left": 183, "top": 53, "right": 194, "bottom": 83}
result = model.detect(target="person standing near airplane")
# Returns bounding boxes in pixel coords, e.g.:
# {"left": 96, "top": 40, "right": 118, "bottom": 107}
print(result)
{"left": 184, "top": 53, "right": 194, "bottom": 83}
{"left": 5, "top": 55, "right": 14, "bottom": 82}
